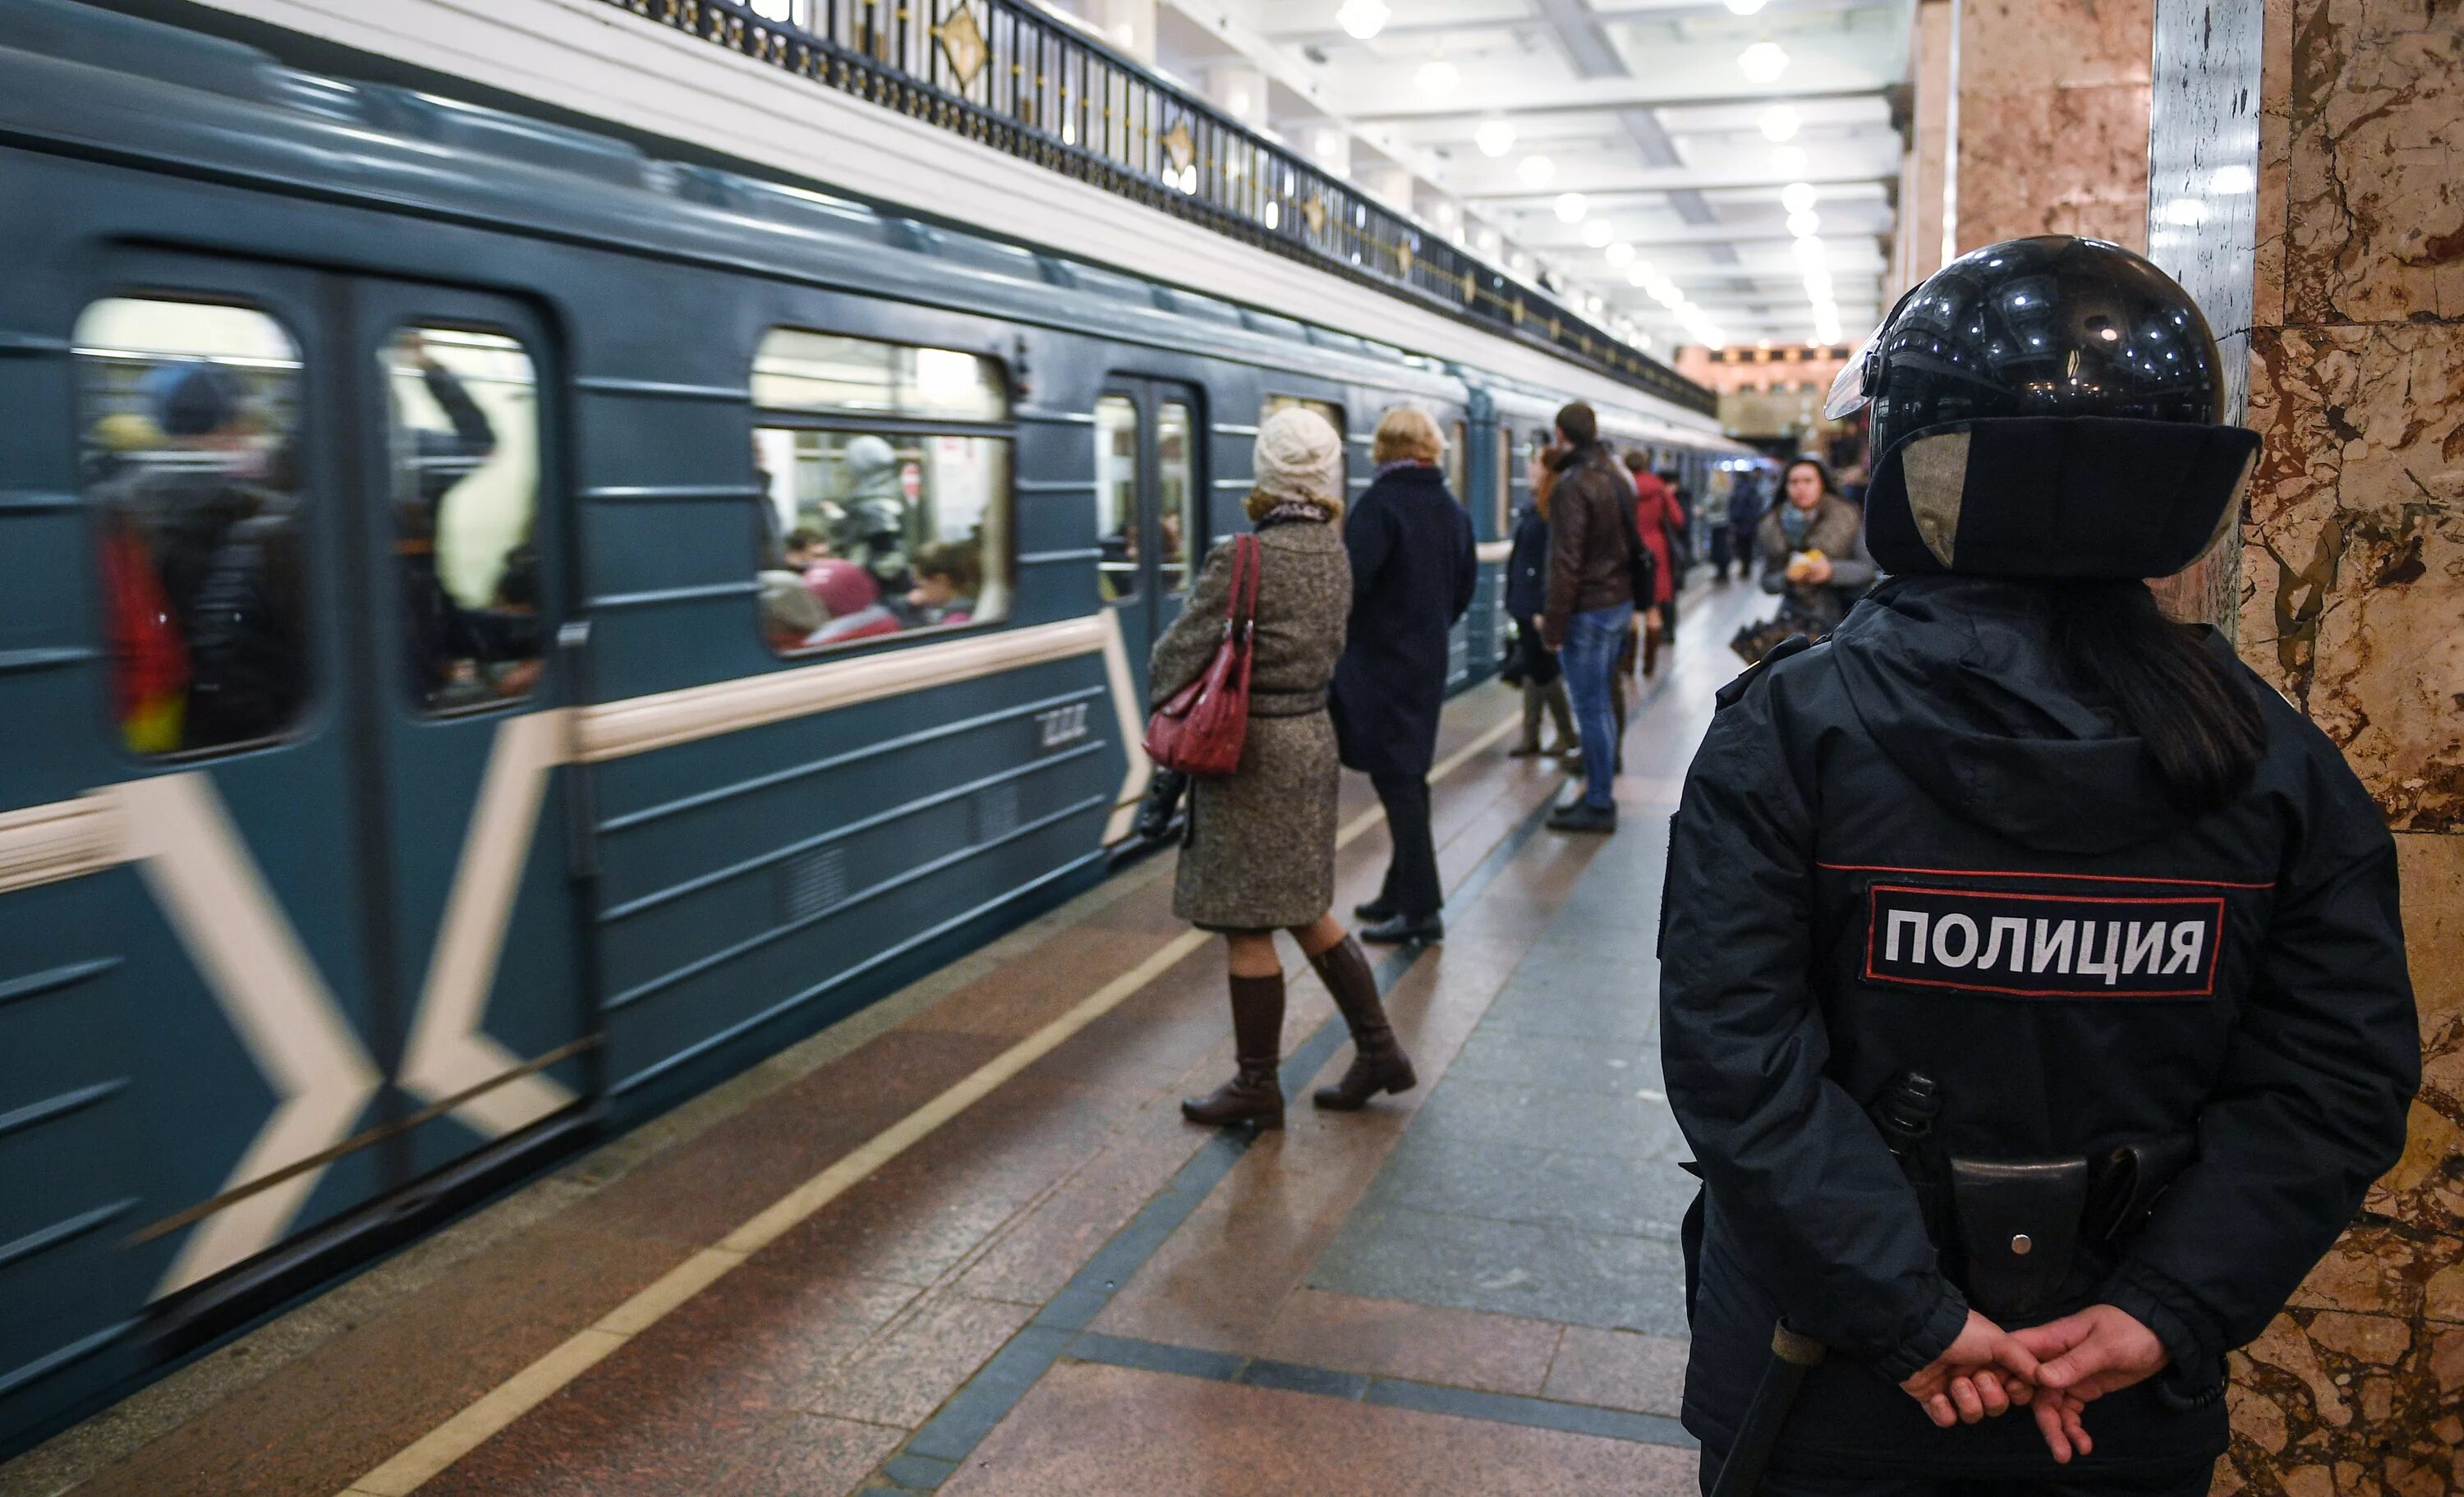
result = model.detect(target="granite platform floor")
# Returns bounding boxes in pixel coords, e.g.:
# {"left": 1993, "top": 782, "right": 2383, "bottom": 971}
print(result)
{"left": 2, "top": 580, "right": 1768, "bottom": 1497}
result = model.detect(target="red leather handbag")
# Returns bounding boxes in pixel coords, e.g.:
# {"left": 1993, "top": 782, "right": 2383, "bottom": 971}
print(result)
{"left": 1143, "top": 534, "right": 1261, "bottom": 778}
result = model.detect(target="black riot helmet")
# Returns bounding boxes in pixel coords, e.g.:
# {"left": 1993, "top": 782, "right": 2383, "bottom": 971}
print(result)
{"left": 1827, "top": 236, "right": 2259, "bottom": 580}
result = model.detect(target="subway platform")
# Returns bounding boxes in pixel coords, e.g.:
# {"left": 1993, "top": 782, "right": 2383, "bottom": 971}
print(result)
{"left": 2, "top": 582, "right": 1762, "bottom": 1497}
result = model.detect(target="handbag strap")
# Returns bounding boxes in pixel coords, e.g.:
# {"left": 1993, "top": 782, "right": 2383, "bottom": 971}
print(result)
{"left": 1225, "top": 533, "right": 1262, "bottom": 640}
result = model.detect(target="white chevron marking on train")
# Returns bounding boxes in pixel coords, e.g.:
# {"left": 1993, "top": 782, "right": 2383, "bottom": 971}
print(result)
{"left": 111, "top": 774, "right": 384, "bottom": 1299}
{"left": 396, "top": 709, "right": 578, "bottom": 1137}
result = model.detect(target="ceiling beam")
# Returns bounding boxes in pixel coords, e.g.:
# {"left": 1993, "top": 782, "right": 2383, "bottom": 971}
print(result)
{"left": 1458, "top": 170, "right": 1892, "bottom": 201}
{"left": 1259, "top": 0, "right": 1886, "bottom": 45}
{"left": 1353, "top": 83, "right": 1887, "bottom": 122}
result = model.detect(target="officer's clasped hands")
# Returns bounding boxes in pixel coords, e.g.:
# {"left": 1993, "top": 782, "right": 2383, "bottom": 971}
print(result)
{"left": 1896, "top": 1303, "right": 2167, "bottom": 1463}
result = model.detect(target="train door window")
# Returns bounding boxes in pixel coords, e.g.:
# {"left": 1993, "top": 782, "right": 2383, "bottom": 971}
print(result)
{"left": 751, "top": 328, "right": 1013, "bottom": 654}
{"left": 1445, "top": 420, "right": 1468, "bottom": 504}
{"left": 1156, "top": 401, "right": 1195, "bottom": 594}
{"left": 1094, "top": 394, "right": 1139, "bottom": 603}
{"left": 75, "top": 296, "right": 311, "bottom": 755}
{"left": 381, "top": 328, "right": 543, "bottom": 711}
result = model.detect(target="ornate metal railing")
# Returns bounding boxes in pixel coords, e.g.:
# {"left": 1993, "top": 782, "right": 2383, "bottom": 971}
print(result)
{"left": 602, "top": 0, "right": 1717, "bottom": 415}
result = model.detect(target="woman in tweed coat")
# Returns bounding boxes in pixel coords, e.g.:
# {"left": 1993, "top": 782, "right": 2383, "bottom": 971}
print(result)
{"left": 1149, "top": 407, "right": 1417, "bottom": 1130}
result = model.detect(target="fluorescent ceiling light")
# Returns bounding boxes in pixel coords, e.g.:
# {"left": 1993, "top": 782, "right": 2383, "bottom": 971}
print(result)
{"left": 1787, "top": 209, "right": 1821, "bottom": 237}
{"left": 1474, "top": 118, "right": 1515, "bottom": 158}
{"left": 1724, "top": 0, "right": 1768, "bottom": 12}
{"left": 1554, "top": 191, "right": 1588, "bottom": 223}
{"left": 1606, "top": 241, "right": 1635, "bottom": 266}
{"left": 1770, "top": 145, "right": 1809, "bottom": 175}
{"left": 1519, "top": 155, "right": 1558, "bottom": 187}
{"left": 1337, "top": 0, "right": 1391, "bottom": 41}
{"left": 1780, "top": 181, "right": 1819, "bottom": 214}
{"left": 1416, "top": 58, "right": 1460, "bottom": 96}
{"left": 1758, "top": 105, "right": 1800, "bottom": 143}
{"left": 1737, "top": 42, "right": 1789, "bottom": 84}
{"left": 1582, "top": 219, "right": 1614, "bottom": 247}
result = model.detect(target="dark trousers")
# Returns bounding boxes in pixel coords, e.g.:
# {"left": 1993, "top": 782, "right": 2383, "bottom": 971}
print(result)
{"left": 1708, "top": 526, "right": 1737, "bottom": 577}
{"left": 1371, "top": 771, "right": 1441, "bottom": 918}
{"left": 1697, "top": 1450, "right": 2216, "bottom": 1497}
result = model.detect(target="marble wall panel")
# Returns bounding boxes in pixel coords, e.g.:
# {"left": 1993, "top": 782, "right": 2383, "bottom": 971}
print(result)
{"left": 2278, "top": 0, "right": 2464, "bottom": 325}
{"left": 2236, "top": 323, "right": 2464, "bottom": 829}
{"left": 1951, "top": 0, "right": 2154, "bottom": 253}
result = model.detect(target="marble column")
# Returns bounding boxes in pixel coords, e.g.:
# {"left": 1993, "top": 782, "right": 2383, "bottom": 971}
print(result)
{"left": 1951, "top": 0, "right": 2153, "bottom": 252}
{"left": 2147, "top": 0, "right": 2464, "bottom": 1490}
{"left": 1894, "top": 0, "right": 1956, "bottom": 294}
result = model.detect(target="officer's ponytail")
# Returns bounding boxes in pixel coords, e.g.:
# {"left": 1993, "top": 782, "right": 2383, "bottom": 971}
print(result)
{"left": 2049, "top": 581, "right": 2268, "bottom": 815}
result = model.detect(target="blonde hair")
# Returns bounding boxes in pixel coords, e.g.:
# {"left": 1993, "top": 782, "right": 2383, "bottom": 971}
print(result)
{"left": 1372, "top": 406, "right": 1445, "bottom": 466}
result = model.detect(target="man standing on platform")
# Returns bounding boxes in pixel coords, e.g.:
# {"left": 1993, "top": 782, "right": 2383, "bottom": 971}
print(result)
{"left": 1333, "top": 406, "right": 1477, "bottom": 944}
{"left": 1538, "top": 402, "right": 1639, "bottom": 834}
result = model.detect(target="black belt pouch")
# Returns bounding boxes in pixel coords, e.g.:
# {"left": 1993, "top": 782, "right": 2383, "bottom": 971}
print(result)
{"left": 1949, "top": 1158, "right": 2090, "bottom": 1322}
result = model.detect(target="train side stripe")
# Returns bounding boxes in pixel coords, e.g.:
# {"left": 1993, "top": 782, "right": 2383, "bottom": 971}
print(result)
{"left": 108, "top": 774, "right": 385, "bottom": 1299}
{"left": 396, "top": 710, "right": 580, "bottom": 1139}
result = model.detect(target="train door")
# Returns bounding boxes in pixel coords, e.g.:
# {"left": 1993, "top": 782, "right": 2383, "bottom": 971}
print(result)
{"left": 343, "top": 279, "right": 590, "bottom": 1184}
{"left": 1092, "top": 378, "right": 1203, "bottom": 696}
{"left": 60, "top": 255, "right": 586, "bottom": 1322}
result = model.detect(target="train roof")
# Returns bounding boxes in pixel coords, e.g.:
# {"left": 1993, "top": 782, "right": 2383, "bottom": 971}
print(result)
{"left": 0, "top": 0, "right": 1738, "bottom": 445}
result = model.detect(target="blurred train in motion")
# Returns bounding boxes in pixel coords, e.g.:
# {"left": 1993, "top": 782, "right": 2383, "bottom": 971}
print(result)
{"left": 0, "top": 0, "right": 1736, "bottom": 1450}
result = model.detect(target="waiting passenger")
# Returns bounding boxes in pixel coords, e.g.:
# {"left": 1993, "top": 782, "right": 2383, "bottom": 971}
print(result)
{"left": 1158, "top": 406, "right": 1414, "bottom": 1129}
{"left": 1332, "top": 406, "right": 1476, "bottom": 945}
{"left": 905, "top": 540, "right": 980, "bottom": 627}
{"left": 1506, "top": 449, "right": 1577, "bottom": 759}
{"left": 1758, "top": 456, "right": 1876, "bottom": 634}
{"left": 832, "top": 434, "right": 910, "bottom": 593}
{"left": 1538, "top": 402, "right": 1640, "bottom": 833}
{"left": 759, "top": 569, "right": 825, "bottom": 652}
{"left": 1624, "top": 451, "right": 1683, "bottom": 677}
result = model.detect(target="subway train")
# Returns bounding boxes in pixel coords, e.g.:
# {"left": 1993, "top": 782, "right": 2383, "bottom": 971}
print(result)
{"left": 0, "top": 0, "right": 1738, "bottom": 1452}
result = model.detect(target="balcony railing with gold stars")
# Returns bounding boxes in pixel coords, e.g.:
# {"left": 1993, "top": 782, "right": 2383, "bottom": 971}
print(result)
{"left": 599, "top": 0, "right": 1716, "bottom": 413}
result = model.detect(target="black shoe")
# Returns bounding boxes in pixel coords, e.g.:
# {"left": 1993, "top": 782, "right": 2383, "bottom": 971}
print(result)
{"left": 1507, "top": 742, "right": 1544, "bottom": 758}
{"left": 1359, "top": 912, "right": 1444, "bottom": 944}
{"left": 1547, "top": 801, "right": 1618, "bottom": 833}
{"left": 1354, "top": 897, "right": 1396, "bottom": 922}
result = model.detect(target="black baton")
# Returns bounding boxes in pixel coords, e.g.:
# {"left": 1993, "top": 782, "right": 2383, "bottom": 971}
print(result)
{"left": 1708, "top": 1320, "right": 1827, "bottom": 1497}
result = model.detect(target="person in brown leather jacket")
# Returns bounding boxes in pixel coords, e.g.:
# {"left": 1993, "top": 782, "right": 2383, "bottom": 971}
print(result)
{"left": 1535, "top": 402, "right": 1637, "bottom": 833}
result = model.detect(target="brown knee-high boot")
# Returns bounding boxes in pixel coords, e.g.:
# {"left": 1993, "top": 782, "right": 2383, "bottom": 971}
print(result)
{"left": 1182, "top": 972, "right": 1285, "bottom": 1128}
{"left": 1308, "top": 937, "right": 1417, "bottom": 1110}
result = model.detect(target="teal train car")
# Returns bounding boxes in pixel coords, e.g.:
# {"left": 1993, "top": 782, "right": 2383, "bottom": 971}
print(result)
{"left": 0, "top": 0, "right": 1733, "bottom": 1451}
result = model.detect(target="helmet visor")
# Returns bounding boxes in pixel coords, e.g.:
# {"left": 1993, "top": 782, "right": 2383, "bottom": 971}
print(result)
{"left": 1824, "top": 331, "right": 1878, "bottom": 420}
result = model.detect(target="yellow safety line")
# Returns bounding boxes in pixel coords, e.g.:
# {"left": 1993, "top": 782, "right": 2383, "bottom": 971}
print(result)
{"left": 340, "top": 705, "right": 1525, "bottom": 1496}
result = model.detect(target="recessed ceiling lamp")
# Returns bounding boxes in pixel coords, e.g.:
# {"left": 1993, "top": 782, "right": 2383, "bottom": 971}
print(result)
{"left": 1336, "top": 0, "right": 1391, "bottom": 41}
{"left": 1474, "top": 117, "right": 1516, "bottom": 158}
{"left": 1554, "top": 191, "right": 1588, "bottom": 223}
{"left": 1793, "top": 235, "right": 1827, "bottom": 264}
{"left": 1737, "top": 41, "right": 1790, "bottom": 84}
{"left": 1786, "top": 209, "right": 1821, "bottom": 237}
{"left": 1582, "top": 219, "right": 1615, "bottom": 247}
{"left": 1758, "top": 105, "right": 1800, "bottom": 142}
{"left": 1605, "top": 241, "right": 1635, "bottom": 267}
{"left": 1519, "top": 154, "right": 1558, "bottom": 187}
{"left": 1780, "top": 180, "right": 1819, "bottom": 214}
{"left": 1770, "top": 145, "right": 1809, "bottom": 175}
{"left": 1416, "top": 57, "right": 1460, "bottom": 96}
{"left": 1626, "top": 264, "right": 1653, "bottom": 287}
{"left": 1723, "top": 0, "right": 1768, "bottom": 12}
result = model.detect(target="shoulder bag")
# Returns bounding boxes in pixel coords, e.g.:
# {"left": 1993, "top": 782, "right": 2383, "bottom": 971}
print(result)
{"left": 1144, "top": 533, "right": 1261, "bottom": 778}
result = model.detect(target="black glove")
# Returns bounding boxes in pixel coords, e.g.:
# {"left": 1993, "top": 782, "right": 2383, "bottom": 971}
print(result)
{"left": 1134, "top": 768, "right": 1189, "bottom": 843}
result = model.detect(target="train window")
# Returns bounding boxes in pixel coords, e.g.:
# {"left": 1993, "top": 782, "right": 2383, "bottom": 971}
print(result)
{"left": 1093, "top": 395, "right": 1139, "bottom": 603}
{"left": 1446, "top": 420, "right": 1468, "bottom": 503}
{"left": 1157, "top": 402, "right": 1196, "bottom": 594}
{"left": 752, "top": 329, "right": 1012, "bottom": 655}
{"left": 76, "top": 297, "right": 311, "bottom": 756}
{"left": 752, "top": 329, "right": 1006, "bottom": 423}
{"left": 1262, "top": 395, "right": 1343, "bottom": 435}
{"left": 384, "top": 328, "right": 543, "bottom": 712}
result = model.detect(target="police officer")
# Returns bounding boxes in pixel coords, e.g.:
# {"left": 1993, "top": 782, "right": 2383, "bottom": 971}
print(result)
{"left": 1659, "top": 236, "right": 2420, "bottom": 1495}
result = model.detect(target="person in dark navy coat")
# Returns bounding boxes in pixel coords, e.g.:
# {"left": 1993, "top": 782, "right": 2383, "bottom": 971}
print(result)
{"left": 1662, "top": 237, "right": 2420, "bottom": 1495}
{"left": 1331, "top": 406, "right": 1478, "bottom": 944}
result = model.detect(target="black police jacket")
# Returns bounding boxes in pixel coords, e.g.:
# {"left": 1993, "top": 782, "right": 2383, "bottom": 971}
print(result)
{"left": 1660, "top": 576, "right": 2417, "bottom": 1478}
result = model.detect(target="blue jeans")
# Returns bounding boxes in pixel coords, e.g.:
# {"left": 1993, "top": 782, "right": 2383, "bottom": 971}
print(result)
{"left": 1557, "top": 602, "right": 1632, "bottom": 809}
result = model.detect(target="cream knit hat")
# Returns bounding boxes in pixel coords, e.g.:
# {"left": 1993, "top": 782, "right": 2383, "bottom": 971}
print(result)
{"left": 1251, "top": 406, "right": 1345, "bottom": 513}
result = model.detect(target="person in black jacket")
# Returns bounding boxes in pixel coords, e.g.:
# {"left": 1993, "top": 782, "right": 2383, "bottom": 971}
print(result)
{"left": 1662, "top": 236, "right": 2419, "bottom": 1495}
{"left": 1332, "top": 406, "right": 1478, "bottom": 944}
{"left": 1505, "top": 449, "right": 1577, "bottom": 758}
